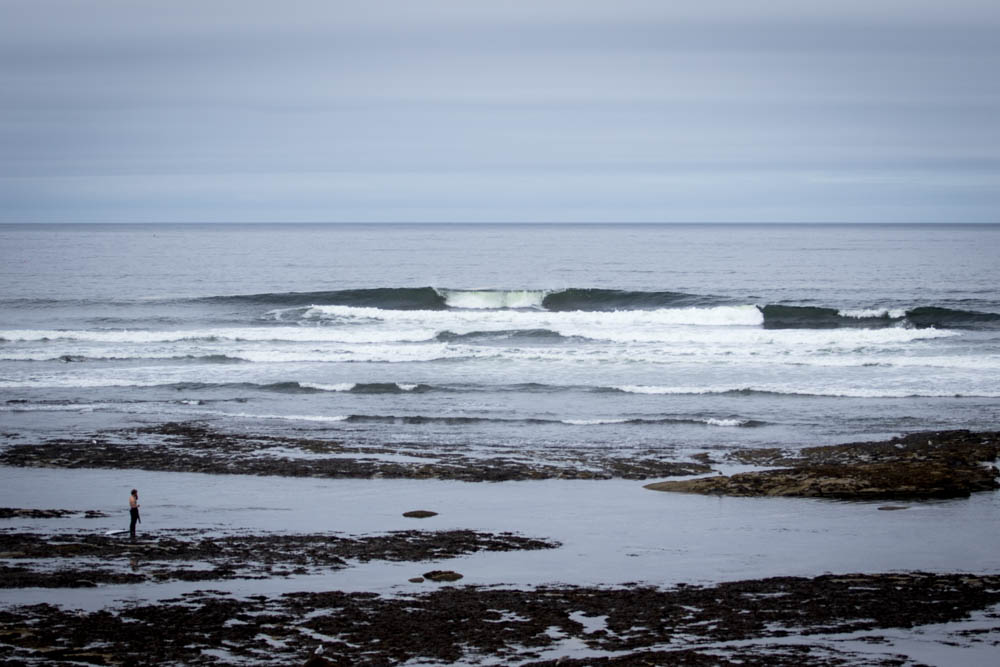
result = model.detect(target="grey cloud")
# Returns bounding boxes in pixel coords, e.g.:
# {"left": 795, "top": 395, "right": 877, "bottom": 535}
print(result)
{"left": 1, "top": 0, "right": 998, "bottom": 222}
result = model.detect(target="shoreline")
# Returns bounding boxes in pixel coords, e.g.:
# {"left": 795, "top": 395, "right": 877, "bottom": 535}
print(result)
{"left": 2, "top": 427, "right": 1000, "bottom": 665}
{"left": 5, "top": 424, "right": 998, "bottom": 494}
{"left": 0, "top": 421, "right": 711, "bottom": 482}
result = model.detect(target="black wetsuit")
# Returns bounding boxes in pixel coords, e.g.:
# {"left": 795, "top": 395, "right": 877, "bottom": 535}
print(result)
{"left": 129, "top": 506, "right": 140, "bottom": 537}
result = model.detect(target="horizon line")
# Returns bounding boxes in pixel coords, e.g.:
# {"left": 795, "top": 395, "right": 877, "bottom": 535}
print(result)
{"left": 2, "top": 221, "right": 999, "bottom": 226}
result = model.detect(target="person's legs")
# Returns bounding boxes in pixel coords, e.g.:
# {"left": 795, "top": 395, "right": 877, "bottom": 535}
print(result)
{"left": 129, "top": 508, "right": 138, "bottom": 538}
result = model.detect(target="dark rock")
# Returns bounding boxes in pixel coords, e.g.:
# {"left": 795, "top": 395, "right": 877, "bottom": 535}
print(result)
{"left": 403, "top": 510, "right": 438, "bottom": 518}
{"left": 409, "top": 577, "right": 425, "bottom": 583}
{"left": 0, "top": 421, "right": 711, "bottom": 482}
{"left": 0, "top": 508, "right": 77, "bottom": 519}
{"left": 0, "top": 530, "right": 557, "bottom": 588}
{"left": 646, "top": 430, "right": 1000, "bottom": 500}
{"left": 423, "top": 570, "right": 463, "bottom": 582}
{"left": 2, "top": 572, "right": 999, "bottom": 665}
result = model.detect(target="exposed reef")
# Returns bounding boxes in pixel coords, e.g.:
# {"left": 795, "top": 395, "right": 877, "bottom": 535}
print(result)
{"left": 647, "top": 430, "right": 1000, "bottom": 499}
{"left": 0, "top": 529, "right": 558, "bottom": 588}
{"left": 2, "top": 572, "right": 999, "bottom": 665}
{"left": 0, "top": 421, "right": 710, "bottom": 482}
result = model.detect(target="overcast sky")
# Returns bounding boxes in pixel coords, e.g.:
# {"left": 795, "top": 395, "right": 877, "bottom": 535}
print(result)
{"left": 2, "top": 0, "right": 999, "bottom": 223}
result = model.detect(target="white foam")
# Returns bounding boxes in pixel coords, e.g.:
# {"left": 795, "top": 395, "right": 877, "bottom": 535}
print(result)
{"left": 704, "top": 418, "right": 748, "bottom": 427}
{"left": 613, "top": 384, "right": 1000, "bottom": 398}
{"left": 0, "top": 327, "right": 437, "bottom": 345}
{"left": 298, "top": 304, "right": 767, "bottom": 341}
{"left": 297, "top": 382, "right": 420, "bottom": 392}
{"left": 438, "top": 289, "right": 549, "bottom": 310}
{"left": 0, "top": 403, "right": 117, "bottom": 413}
{"left": 290, "top": 306, "right": 967, "bottom": 345}
{"left": 616, "top": 385, "right": 708, "bottom": 395}
{"left": 211, "top": 411, "right": 350, "bottom": 423}
{"left": 561, "top": 418, "right": 629, "bottom": 425}
{"left": 299, "top": 382, "right": 356, "bottom": 392}
{"left": 838, "top": 308, "right": 908, "bottom": 319}
{"left": 230, "top": 344, "right": 477, "bottom": 364}
{"left": 1, "top": 310, "right": 961, "bottom": 350}
{"left": 7, "top": 345, "right": 990, "bottom": 369}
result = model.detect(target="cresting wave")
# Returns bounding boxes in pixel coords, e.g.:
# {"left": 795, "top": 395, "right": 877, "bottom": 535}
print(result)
{"left": 5, "top": 379, "right": 998, "bottom": 399}
{"left": 759, "top": 305, "right": 1000, "bottom": 329}
{"left": 7, "top": 288, "right": 997, "bottom": 330}
{"left": 201, "top": 286, "right": 1000, "bottom": 329}
{"left": 201, "top": 287, "right": 719, "bottom": 311}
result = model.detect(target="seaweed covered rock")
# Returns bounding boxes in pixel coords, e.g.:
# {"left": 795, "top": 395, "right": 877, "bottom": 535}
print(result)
{"left": 646, "top": 430, "right": 1000, "bottom": 500}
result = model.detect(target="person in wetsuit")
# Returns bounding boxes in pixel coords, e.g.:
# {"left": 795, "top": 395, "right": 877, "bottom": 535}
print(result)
{"left": 129, "top": 488, "right": 140, "bottom": 539}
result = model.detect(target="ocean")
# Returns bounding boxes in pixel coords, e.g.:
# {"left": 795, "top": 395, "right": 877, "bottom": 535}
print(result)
{"left": 4, "top": 223, "right": 1000, "bottom": 664}
{"left": 2, "top": 223, "right": 999, "bottom": 457}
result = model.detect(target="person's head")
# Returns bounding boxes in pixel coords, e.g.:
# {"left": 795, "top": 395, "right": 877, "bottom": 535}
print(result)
{"left": 131, "top": 489, "right": 138, "bottom": 496}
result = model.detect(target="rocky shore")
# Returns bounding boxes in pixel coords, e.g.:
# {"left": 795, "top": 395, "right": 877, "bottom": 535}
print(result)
{"left": 3, "top": 426, "right": 1000, "bottom": 664}
{"left": 646, "top": 430, "right": 1000, "bottom": 499}
{"left": 0, "top": 421, "right": 710, "bottom": 482}
{"left": 2, "top": 572, "right": 999, "bottom": 665}
{"left": 0, "top": 529, "right": 558, "bottom": 589}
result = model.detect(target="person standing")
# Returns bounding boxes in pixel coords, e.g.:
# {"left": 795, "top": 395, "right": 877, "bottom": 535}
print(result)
{"left": 129, "top": 489, "right": 140, "bottom": 540}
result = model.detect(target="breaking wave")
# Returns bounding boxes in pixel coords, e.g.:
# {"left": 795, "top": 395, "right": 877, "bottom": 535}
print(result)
{"left": 196, "top": 287, "right": 1000, "bottom": 330}
{"left": 7, "top": 288, "right": 1000, "bottom": 331}
{"left": 197, "top": 287, "right": 718, "bottom": 312}
{"left": 759, "top": 304, "right": 1000, "bottom": 329}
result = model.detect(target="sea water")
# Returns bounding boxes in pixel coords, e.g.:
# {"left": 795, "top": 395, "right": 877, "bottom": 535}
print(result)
{"left": 1, "top": 223, "right": 999, "bottom": 455}
{"left": 4, "top": 223, "right": 1000, "bottom": 666}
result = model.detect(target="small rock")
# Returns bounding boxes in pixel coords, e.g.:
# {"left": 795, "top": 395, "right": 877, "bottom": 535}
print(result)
{"left": 422, "top": 570, "right": 463, "bottom": 582}
{"left": 402, "top": 510, "right": 438, "bottom": 519}
{"left": 408, "top": 577, "right": 425, "bottom": 583}
{"left": 303, "top": 656, "right": 332, "bottom": 667}
{"left": 877, "top": 505, "right": 909, "bottom": 511}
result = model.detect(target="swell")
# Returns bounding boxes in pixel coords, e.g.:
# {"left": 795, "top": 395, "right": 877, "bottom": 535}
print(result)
{"left": 201, "top": 287, "right": 448, "bottom": 310}
{"left": 6, "top": 378, "right": 996, "bottom": 398}
{"left": 199, "top": 287, "right": 716, "bottom": 312}
{"left": 759, "top": 304, "right": 1000, "bottom": 329}
{"left": 904, "top": 306, "right": 1000, "bottom": 329}
{"left": 540, "top": 288, "right": 717, "bottom": 311}
{"left": 10, "top": 287, "right": 997, "bottom": 330}
{"left": 2, "top": 354, "right": 249, "bottom": 364}
{"left": 434, "top": 329, "right": 574, "bottom": 343}
{"left": 164, "top": 381, "right": 437, "bottom": 394}
{"left": 266, "top": 413, "right": 764, "bottom": 428}
{"left": 207, "top": 287, "right": 1000, "bottom": 329}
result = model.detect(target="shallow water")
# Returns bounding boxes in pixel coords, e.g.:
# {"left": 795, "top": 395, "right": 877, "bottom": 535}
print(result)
{"left": 3, "top": 465, "right": 999, "bottom": 611}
